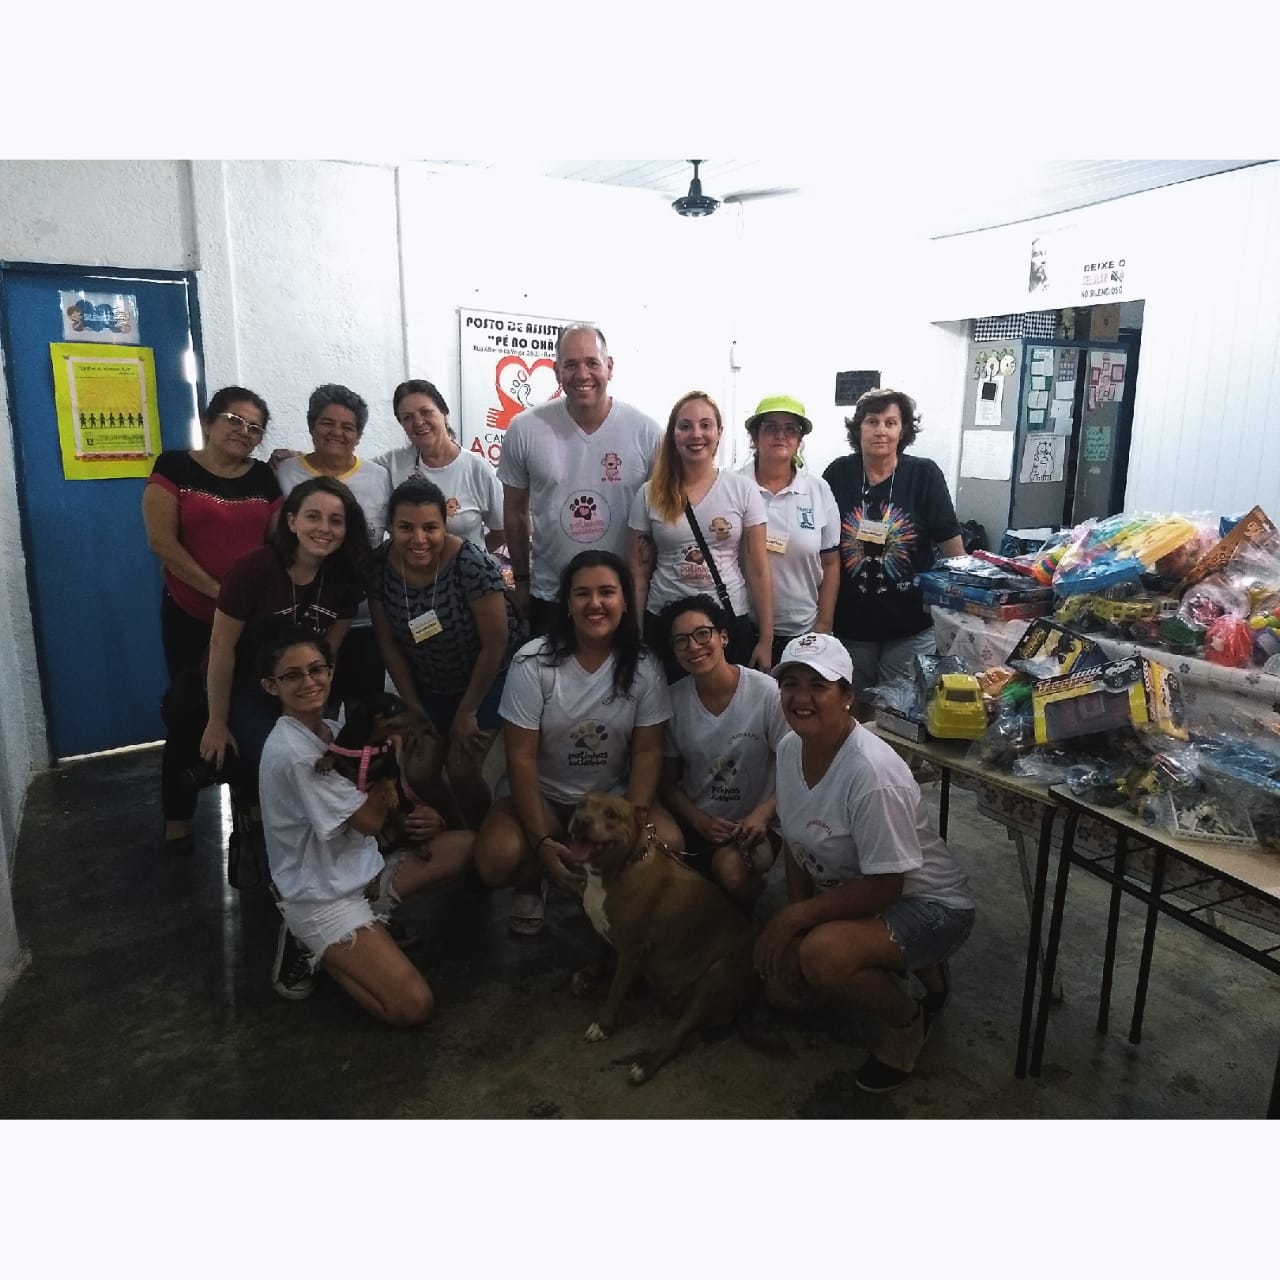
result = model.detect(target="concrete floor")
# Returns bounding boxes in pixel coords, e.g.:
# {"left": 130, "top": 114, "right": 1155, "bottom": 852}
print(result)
{"left": 1, "top": 743, "right": 1277, "bottom": 1119}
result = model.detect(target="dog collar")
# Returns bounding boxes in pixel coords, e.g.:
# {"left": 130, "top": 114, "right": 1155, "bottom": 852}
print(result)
{"left": 325, "top": 740, "right": 392, "bottom": 793}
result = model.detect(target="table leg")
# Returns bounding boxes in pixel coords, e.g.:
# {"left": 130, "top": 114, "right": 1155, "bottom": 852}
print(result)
{"left": 1014, "top": 830, "right": 1064, "bottom": 1004}
{"left": 1129, "top": 847, "right": 1166, "bottom": 1045}
{"left": 1015, "top": 804, "right": 1057, "bottom": 1079}
{"left": 1030, "top": 807, "right": 1078, "bottom": 1077}
{"left": 1097, "top": 832, "right": 1130, "bottom": 1034}
{"left": 938, "top": 767, "right": 951, "bottom": 841}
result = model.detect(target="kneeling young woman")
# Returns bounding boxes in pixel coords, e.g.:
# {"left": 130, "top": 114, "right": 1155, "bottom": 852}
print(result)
{"left": 657, "top": 594, "right": 788, "bottom": 906}
{"left": 257, "top": 627, "right": 474, "bottom": 1024}
{"left": 754, "top": 633, "right": 975, "bottom": 1092}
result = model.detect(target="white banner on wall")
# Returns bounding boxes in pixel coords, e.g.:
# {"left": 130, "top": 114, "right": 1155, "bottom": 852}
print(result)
{"left": 457, "top": 308, "right": 576, "bottom": 468}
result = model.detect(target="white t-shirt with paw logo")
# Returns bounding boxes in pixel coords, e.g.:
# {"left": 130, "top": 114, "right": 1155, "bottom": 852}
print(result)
{"left": 497, "top": 398, "right": 661, "bottom": 601}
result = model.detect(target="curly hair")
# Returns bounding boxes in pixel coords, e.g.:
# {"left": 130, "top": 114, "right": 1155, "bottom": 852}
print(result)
{"left": 655, "top": 593, "right": 730, "bottom": 665}
{"left": 307, "top": 384, "right": 368, "bottom": 437}
{"left": 843, "top": 387, "right": 921, "bottom": 454}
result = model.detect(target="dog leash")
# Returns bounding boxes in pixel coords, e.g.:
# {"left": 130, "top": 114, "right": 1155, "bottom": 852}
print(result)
{"left": 324, "top": 740, "right": 393, "bottom": 793}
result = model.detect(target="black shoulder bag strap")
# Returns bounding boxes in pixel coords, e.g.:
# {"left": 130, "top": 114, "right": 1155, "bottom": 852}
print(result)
{"left": 684, "top": 499, "right": 738, "bottom": 623}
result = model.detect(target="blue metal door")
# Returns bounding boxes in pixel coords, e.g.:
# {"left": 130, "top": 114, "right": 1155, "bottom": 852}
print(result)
{"left": 0, "top": 265, "right": 202, "bottom": 758}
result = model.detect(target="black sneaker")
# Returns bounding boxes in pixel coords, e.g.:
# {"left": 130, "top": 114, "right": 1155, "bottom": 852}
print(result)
{"left": 271, "top": 923, "right": 314, "bottom": 1001}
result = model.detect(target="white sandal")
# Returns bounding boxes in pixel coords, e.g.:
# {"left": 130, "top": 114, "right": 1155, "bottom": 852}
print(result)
{"left": 508, "top": 880, "right": 547, "bottom": 936}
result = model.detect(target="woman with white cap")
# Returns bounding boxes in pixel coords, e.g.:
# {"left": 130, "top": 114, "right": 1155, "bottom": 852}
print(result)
{"left": 740, "top": 395, "right": 841, "bottom": 667}
{"left": 755, "top": 632, "right": 975, "bottom": 1093}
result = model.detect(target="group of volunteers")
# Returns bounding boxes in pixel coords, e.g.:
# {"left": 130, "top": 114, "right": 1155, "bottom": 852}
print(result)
{"left": 143, "top": 322, "right": 974, "bottom": 1093}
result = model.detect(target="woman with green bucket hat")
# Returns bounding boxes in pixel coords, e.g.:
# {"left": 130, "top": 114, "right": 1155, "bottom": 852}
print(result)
{"left": 741, "top": 396, "right": 842, "bottom": 667}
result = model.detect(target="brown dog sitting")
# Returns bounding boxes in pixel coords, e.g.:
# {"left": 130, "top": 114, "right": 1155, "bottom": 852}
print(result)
{"left": 565, "top": 791, "right": 759, "bottom": 1085}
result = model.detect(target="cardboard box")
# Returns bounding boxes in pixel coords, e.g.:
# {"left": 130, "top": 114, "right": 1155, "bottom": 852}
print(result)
{"left": 917, "top": 572, "right": 1053, "bottom": 606}
{"left": 923, "top": 591, "right": 1052, "bottom": 622}
{"left": 874, "top": 708, "right": 928, "bottom": 743}
{"left": 1030, "top": 654, "right": 1187, "bottom": 745}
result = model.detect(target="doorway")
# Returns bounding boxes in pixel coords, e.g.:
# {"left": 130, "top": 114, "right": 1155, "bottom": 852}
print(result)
{"left": 0, "top": 264, "right": 204, "bottom": 759}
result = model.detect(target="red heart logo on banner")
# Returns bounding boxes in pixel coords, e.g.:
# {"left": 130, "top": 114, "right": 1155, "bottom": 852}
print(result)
{"left": 486, "top": 356, "right": 561, "bottom": 431}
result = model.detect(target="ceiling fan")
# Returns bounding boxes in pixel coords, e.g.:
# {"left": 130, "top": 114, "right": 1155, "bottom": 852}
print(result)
{"left": 670, "top": 159, "right": 799, "bottom": 217}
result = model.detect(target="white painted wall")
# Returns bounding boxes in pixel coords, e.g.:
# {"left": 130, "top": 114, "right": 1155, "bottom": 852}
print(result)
{"left": 928, "top": 161, "right": 1280, "bottom": 516}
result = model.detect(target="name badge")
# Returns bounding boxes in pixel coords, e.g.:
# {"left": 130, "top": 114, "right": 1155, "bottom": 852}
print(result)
{"left": 408, "top": 609, "right": 443, "bottom": 643}
{"left": 857, "top": 518, "right": 888, "bottom": 545}
{"left": 766, "top": 531, "right": 789, "bottom": 554}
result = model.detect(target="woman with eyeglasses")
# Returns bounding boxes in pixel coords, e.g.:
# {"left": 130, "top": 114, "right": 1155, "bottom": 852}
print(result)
{"left": 627, "top": 391, "right": 774, "bottom": 682}
{"left": 143, "top": 387, "right": 282, "bottom": 855}
{"left": 379, "top": 379, "right": 505, "bottom": 553}
{"left": 257, "top": 627, "right": 474, "bottom": 1021}
{"left": 656, "top": 594, "right": 788, "bottom": 907}
{"left": 200, "top": 476, "right": 371, "bottom": 847}
{"left": 822, "top": 388, "right": 964, "bottom": 702}
{"left": 276, "top": 384, "right": 392, "bottom": 710}
{"left": 740, "top": 396, "right": 842, "bottom": 668}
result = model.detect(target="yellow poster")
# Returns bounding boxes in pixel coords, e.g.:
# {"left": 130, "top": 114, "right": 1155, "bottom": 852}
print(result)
{"left": 49, "top": 342, "right": 162, "bottom": 480}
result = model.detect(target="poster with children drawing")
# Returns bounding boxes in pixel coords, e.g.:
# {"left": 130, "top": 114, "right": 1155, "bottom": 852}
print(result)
{"left": 1018, "top": 434, "right": 1066, "bottom": 484}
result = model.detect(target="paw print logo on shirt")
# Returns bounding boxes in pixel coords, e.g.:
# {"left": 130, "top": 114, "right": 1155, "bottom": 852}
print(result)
{"left": 571, "top": 721, "right": 609, "bottom": 751}
{"left": 709, "top": 757, "right": 737, "bottom": 784}
{"left": 570, "top": 495, "right": 597, "bottom": 520}
{"left": 601, "top": 452, "right": 622, "bottom": 483}
{"left": 560, "top": 488, "right": 610, "bottom": 544}
{"left": 709, "top": 516, "right": 733, "bottom": 541}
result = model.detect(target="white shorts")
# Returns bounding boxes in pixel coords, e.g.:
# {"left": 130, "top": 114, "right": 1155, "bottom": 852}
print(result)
{"left": 278, "top": 853, "right": 405, "bottom": 970}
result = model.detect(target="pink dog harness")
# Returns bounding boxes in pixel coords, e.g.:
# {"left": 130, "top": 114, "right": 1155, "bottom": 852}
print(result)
{"left": 324, "top": 740, "right": 392, "bottom": 793}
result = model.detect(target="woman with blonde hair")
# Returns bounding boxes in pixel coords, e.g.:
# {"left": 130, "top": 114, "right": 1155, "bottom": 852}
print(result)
{"left": 627, "top": 391, "right": 773, "bottom": 679}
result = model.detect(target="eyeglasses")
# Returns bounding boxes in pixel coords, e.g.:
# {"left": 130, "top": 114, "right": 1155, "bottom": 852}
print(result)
{"left": 270, "top": 662, "right": 333, "bottom": 686}
{"left": 760, "top": 422, "right": 801, "bottom": 438}
{"left": 671, "top": 625, "right": 718, "bottom": 652}
{"left": 216, "top": 411, "right": 266, "bottom": 440}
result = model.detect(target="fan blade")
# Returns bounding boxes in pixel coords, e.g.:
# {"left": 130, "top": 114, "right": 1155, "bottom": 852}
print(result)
{"left": 722, "top": 186, "right": 801, "bottom": 204}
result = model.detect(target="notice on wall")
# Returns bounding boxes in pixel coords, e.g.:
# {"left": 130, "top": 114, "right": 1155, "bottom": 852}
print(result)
{"left": 49, "top": 342, "right": 161, "bottom": 479}
{"left": 458, "top": 307, "right": 578, "bottom": 469}
{"left": 59, "top": 290, "right": 139, "bottom": 344}
{"left": 1087, "top": 349, "right": 1128, "bottom": 410}
{"left": 1019, "top": 434, "right": 1066, "bottom": 484}
{"left": 974, "top": 374, "right": 1004, "bottom": 427}
{"left": 960, "top": 429, "right": 1014, "bottom": 481}
{"left": 1029, "top": 348, "right": 1053, "bottom": 377}
{"left": 1083, "top": 424, "right": 1112, "bottom": 463}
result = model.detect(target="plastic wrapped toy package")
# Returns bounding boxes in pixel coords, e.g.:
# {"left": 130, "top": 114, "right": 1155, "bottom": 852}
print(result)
{"left": 1051, "top": 512, "right": 1204, "bottom": 597}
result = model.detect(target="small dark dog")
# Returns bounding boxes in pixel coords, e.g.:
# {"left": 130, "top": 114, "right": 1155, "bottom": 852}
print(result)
{"left": 317, "top": 693, "right": 437, "bottom": 851}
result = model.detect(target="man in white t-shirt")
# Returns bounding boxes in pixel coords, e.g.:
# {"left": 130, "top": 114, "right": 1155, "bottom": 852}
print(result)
{"left": 498, "top": 325, "right": 661, "bottom": 636}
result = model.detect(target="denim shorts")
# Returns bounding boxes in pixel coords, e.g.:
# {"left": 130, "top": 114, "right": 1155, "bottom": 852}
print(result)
{"left": 417, "top": 667, "right": 507, "bottom": 735}
{"left": 277, "top": 853, "right": 405, "bottom": 970}
{"left": 879, "top": 895, "right": 975, "bottom": 972}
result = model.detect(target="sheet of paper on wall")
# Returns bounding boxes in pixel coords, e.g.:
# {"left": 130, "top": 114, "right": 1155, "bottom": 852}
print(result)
{"left": 1055, "top": 380, "right": 1075, "bottom": 400}
{"left": 1108, "top": 357, "right": 1127, "bottom": 401}
{"left": 1030, "top": 349, "right": 1053, "bottom": 377}
{"left": 974, "top": 375, "right": 1003, "bottom": 427}
{"left": 1032, "top": 375, "right": 1047, "bottom": 391}
{"left": 959, "top": 429, "right": 1014, "bottom": 481}
{"left": 1028, "top": 408, "right": 1045, "bottom": 427}
{"left": 1026, "top": 389, "right": 1049, "bottom": 411}
{"left": 1018, "top": 434, "right": 1066, "bottom": 485}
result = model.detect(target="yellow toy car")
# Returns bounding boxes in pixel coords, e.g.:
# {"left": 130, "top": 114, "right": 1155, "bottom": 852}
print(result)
{"left": 926, "top": 673, "right": 988, "bottom": 740}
